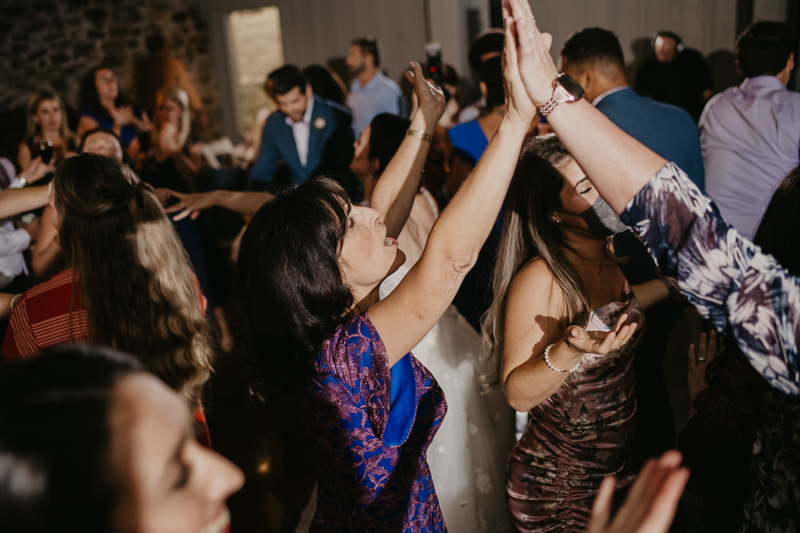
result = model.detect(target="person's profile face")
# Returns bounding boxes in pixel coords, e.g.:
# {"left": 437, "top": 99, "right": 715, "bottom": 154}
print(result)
{"left": 346, "top": 45, "right": 366, "bottom": 75}
{"left": 654, "top": 36, "right": 678, "bottom": 63}
{"left": 81, "top": 131, "right": 124, "bottom": 162}
{"left": 275, "top": 86, "right": 309, "bottom": 123}
{"left": 108, "top": 374, "right": 244, "bottom": 533}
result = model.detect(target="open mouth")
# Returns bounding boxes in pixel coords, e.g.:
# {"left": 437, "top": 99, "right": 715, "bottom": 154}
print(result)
{"left": 200, "top": 508, "right": 230, "bottom": 533}
{"left": 384, "top": 237, "right": 398, "bottom": 247}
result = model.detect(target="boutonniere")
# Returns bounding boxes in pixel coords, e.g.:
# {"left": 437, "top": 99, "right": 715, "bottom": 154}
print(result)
{"left": 314, "top": 117, "right": 327, "bottom": 130}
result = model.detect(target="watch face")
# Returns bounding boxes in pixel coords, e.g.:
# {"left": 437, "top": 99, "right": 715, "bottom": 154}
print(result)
{"left": 557, "top": 74, "right": 585, "bottom": 101}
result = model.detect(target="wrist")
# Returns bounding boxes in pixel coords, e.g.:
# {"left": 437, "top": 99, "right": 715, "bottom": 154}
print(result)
{"left": 410, "top": 113, "right": 437, "bottom": 135}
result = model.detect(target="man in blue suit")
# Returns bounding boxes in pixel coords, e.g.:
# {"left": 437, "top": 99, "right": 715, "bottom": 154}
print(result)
{"left": 561, "top": 28, "right": 704, "bottom": 190}
{"left": 249, "top": 65, "right": 355, "bottom": 191}
{"left": 561, "top": 28, "right": 704, "bottom": 476}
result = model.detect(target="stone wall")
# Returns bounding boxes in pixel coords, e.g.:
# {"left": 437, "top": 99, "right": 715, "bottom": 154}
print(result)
{"left": 0, "top": 0, "right": 222, "bottom": 142}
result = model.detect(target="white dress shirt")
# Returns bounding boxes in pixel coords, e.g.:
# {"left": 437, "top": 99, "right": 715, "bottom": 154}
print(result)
{"left": 285, "top": 97, "right": 314, "bottom": 167}
{"left": 0, "top": 158, "right": 30, "bottom": 289}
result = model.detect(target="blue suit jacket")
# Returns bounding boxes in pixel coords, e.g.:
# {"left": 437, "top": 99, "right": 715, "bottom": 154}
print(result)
{"left": 596, "top": 87, "right": 704, "bottom": 190}
{"left": 249, "top": 96, "right": 355, "bottom": 186}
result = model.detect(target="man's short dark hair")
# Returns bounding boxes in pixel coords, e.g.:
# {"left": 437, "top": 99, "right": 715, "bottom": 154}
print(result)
{"left": 353, "top": 37, "right": 380, "bottom": 68}
{"left": 561, "top": 28, "right": 625, "bottom": 73}
{"left": 145, "top": 32, "right": 166, "bottom": 54}
{"left": 468, "top": 29, "right": 504, "bottom": 71}
{"left": 736, "top": 21, "right": 795, "bottom": 78}
{"left": 266, "top": 65, "right": 308, "bottom": 97}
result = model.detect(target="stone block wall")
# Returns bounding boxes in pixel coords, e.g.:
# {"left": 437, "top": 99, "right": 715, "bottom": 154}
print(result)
{"left": 0, "top": 0, "right": 222, "bottom": 142}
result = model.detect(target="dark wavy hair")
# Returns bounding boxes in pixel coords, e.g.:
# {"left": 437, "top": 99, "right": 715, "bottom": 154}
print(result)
{"left": 54, "top": 154, "right": 214, "bottom": 405}
{"left": 0, "top": 346, "right": 142, "bottom": 533}
{"left": 234, "top": 176, "right": 353, "bottom": 399}
{"left": 79, "top": 65, "right": 125, "bottom": 122}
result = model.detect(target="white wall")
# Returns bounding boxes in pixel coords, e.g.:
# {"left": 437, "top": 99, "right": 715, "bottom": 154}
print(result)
{"left": 208, "top": 0, "right": 788, "bottom": 139}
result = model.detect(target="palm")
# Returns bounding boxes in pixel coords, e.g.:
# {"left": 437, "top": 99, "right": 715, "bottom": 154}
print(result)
{"left": 564, "top": 314, "right": 637, "bottom": 355}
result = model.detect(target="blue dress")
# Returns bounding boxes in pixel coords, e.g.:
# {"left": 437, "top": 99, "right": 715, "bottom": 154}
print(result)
{"left": 78, "top": 108, "right": 140, "bottom": 147}
{"left": 304, "top": 313, "right": 447, "bottom": 532}
{"left": 448, "top": 119, "right": 488, "bottom": 167}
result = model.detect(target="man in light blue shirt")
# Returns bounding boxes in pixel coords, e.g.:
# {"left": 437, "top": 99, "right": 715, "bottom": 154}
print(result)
{"left": 700, "top": 21, "right": 799, "bottom": 240}
{"left": 345, "top": 37, "right": 407, "bottom": 135}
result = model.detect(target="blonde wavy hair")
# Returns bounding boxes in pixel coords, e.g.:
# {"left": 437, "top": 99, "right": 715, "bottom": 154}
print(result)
{"left": 24, "top": 90, "right": 77, "bottom": 146}
{"left": 54, "top": 153, "right": 214, "bottom": 404}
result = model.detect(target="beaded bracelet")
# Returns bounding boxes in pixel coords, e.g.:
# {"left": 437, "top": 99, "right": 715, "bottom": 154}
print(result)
{"left": 543, "top": 342, "right": 581, "bottom": 373}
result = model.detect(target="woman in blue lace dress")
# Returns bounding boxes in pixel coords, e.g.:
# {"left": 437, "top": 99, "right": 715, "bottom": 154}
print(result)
{"left": 503, "top": 0, "right": 800, "bottom": 527}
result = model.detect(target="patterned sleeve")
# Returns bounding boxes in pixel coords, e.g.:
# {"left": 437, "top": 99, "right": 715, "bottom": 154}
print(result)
{"left": 620, "top": 163, "right": 800, "bottom": 395}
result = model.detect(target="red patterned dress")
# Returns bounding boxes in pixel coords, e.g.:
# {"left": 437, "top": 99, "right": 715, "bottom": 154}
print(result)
{"left": 1, "top": 268, "right": 212, "bottom": 448}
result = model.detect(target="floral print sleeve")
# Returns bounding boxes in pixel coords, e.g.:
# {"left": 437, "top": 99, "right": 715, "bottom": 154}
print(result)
{"left": 620, "top": 163, "right": 800, "bottom": 395}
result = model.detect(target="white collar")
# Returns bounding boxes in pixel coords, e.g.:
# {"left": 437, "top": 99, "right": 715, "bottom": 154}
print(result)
{"left": 591, "top": 85, "right": 629, "bottom": 106}
{"left": 285, "top": 95, "right": 315, "bottom": 126}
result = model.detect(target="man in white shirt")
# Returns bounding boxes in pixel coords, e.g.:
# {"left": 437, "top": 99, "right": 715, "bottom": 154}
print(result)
{"left": 345, "top": 38, "right": 407, "bottom": 135}
{"left": 700, "top": 21, "right": 799, "bottom": 240}
{"left": 249, "top": 65, "right": 355, "bottom": 189}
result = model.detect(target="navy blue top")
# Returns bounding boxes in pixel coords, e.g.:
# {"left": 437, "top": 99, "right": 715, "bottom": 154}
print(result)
{"left": 595, "top": 87, "right": 704, "bottom": 191}
{"left": 448, "top": 119, "right": 488, "bottom": 167}
{"left": 78, "top": 108, "right": 140, "bottom": 148}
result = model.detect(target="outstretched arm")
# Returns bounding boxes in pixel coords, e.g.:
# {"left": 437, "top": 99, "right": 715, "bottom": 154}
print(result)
{"left": 0, "top": 186, "right": 50, "bottom": 219}
{"left": 504, "top": 0, "right": 665, "bottom": 214}
{"left": 370, "top": 62, "right": 445, "bottom": 238}
{"left": 165, "top": 189, "right": 273, "bottom": 220}
{"left": 370, "top": 18, "right": 538, "bottom": 366}
{"left": 506, "top": 0, "right": 800, "bottom": 394}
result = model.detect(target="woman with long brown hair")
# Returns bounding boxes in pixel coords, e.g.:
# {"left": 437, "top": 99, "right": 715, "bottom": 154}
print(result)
{"left": 1, "top": 153, "right": 214, "bottom": 407}
{"left": 480, "top": 135, "right": 669, "bottom": 532}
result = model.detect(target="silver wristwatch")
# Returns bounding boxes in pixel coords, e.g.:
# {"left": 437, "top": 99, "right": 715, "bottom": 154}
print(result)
{"left": 539, "top": 74, "right": 585, "bottom": 117}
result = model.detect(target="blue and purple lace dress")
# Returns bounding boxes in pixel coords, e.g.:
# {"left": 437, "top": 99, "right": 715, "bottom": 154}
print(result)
{"left": 304, "top": 312, "right": 448, "bottom": 532}
{"left": 621, "top": 162, "right": 800, "bottom": 530}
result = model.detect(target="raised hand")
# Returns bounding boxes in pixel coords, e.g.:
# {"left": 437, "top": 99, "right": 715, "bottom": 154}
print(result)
{"left": 588, "top": 450, "right": 689, "bottom": 533}
{"left": 564, "top": 314, "right": 638, "bottom": 355}
{"left": 504, "top": 0, "right": 559, "bottom": 107}
{"left": 21, "top": 155, "right": 55, "bottom": 184}
{"left": 405, "top": 62, "right": 446, "bottom": 129}
{"left": 500, "top": 5, "right": 537, "bottom": 125}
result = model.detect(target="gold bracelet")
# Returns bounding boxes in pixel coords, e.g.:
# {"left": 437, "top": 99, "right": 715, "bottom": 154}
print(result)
{"left": 406, "top": 129, "right": 432, "bottom": 143}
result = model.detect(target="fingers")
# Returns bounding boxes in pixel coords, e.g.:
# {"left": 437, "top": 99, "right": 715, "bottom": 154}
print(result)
{"left": 164, "top": 202, "right": 183, "bottom": 214}
{"left": 706, "top": 329, "right": 718, "bottom": 361}
{"left": 697, "top": 331, "right": 707, "bottom": 362}
{"left": 687, "top": 343, "right": 696, "bottom": 374}
{"left": 541, "top": 32, "right": 553, "bottom": 52}
{"left": 587, "top": 475, "right": 615, "bottom": 533}
{"left": 171, "top": 208, "right": 192, "bottom": 221}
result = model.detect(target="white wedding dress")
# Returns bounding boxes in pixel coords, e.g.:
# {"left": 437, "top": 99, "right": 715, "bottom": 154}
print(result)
{"left": 379, "top": 191, "right": 516, "bottom": 533}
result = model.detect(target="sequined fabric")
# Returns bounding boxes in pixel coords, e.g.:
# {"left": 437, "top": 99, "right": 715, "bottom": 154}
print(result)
{"left": 305, "top": 312, "right": 448, "bottom": 532}
{"left": 506, "top": 283, "right": 644, "bottom": 532}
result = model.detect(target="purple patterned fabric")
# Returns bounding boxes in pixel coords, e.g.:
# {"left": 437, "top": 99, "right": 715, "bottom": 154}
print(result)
{"left": 304, "top": 312, "right": 448, "bottom": 532}
{"left": 506, "top": 281, "right": 644, "bottom": 532}
{"left": 620, "top": 163, "right": 800, "bottom": 395}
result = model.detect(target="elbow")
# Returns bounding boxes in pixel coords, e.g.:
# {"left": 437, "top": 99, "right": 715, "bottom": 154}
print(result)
{"left": 502, "top": 378, "right": 535, "bottom": 413}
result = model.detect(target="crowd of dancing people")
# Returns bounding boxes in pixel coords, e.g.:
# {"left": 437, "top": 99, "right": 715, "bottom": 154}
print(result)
{"left": 2, "top": 1, "right": 800, "bottom": 531}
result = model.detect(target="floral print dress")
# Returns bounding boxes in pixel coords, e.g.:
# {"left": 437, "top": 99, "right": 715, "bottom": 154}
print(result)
{"left": 621, "top": 162, "right": 800, "bottom": 531}
{"left": 506, "top": 281, "right": 644, "bottom": 532}
{"left": 304, "top": 312, "right": 448, "bottom": 532}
